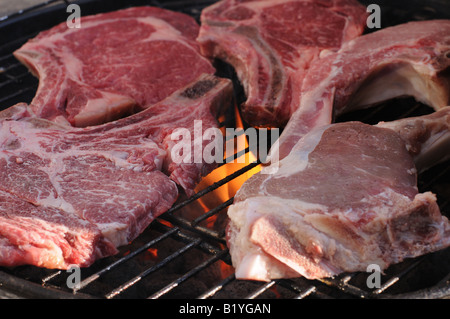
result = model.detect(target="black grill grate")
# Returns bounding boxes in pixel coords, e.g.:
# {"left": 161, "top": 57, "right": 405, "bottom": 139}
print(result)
{"left": 0, "top": 0, "right": 449, "bottom": 299}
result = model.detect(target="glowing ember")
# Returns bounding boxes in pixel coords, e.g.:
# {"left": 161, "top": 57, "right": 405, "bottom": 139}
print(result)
{"left": 147, "top": 248, "right": 158, "bottom": 259}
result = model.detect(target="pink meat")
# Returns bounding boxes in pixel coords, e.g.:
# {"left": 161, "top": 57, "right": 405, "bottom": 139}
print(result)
{"left": 197, "top": 0, "right": 367, "bottom": 128}
{"left": 14, "top": 6, "right": 215, "bottom": 127}
{"left": 227, "top": 108, "right": 450, "bottom": 281}
{"left": 0, "top": 74, "right": 233, "bottom": 269}
{"left": 273, "top": 20, "right": 450, "bottom": 161}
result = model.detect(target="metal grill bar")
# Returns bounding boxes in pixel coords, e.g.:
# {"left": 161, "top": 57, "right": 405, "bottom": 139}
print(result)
{"left": 73, "top": 225, "right": 180, "bottom": 293}
{"left": 197, "top": 274, "right": 235, "bottom": 299}
{"left": 373, "top": 259, "right": 425, "bottom": 295}
{"left": 191, "top": 197, "right": 234, "bottom": 227}
{"left": 0, "top": 87, "right": 36, "bottom": 105}
{"left": 245, "top": 280, "right": 277, "bottom": 299}
{"left": 106, "top": 237, "right": 202, "bottom": 299}
{"left": 164, "top": 161, "right": 259, "bottom": 216}
{"left": 148, "top": 248, "right": 229, "bottom": 299}
{"left": 318, "top": 276, "right": 370, "bottom": 299}
{"left": 285, "top": 282, "right": 316, "bottom": 299}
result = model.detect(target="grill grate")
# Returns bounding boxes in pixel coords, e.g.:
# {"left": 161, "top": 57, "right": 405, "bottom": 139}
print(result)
{"left": 0, "top": 0, "right": 449, "bottom": 300}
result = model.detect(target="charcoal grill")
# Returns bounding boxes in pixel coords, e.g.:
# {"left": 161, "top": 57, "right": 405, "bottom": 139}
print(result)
{"left": 0, "top": 0, "right": 449, "bottom": 300}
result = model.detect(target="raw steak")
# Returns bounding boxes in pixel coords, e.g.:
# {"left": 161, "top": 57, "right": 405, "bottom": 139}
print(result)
{"left": 197, "top": 0, "right": 367, "bottom": 127}
{"left": 14, "top": 6, "right": 215, "bottom": 127}
{"left": 0, "top": 74, "right": 233, "bottom": 269}
{"left": 227, "top": 108, "right": 450, "bottom": 281}
{"left": 274, "top": 20, "right": 450, "bottom": 161}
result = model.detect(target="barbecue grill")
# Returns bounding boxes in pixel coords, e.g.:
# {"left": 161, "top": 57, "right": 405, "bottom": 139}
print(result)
{"left": 0, "top": 0, "right": 449, "bottom": 300}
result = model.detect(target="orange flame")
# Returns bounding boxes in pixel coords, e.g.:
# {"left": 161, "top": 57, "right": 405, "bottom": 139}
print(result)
{"left": 192, "top": 104, "right": 263, "bottom": 279}
{"left": 195, "top": 104, "right": 261, "bottom": 211}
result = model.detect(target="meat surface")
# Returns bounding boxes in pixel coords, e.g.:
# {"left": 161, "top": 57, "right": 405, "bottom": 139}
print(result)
{"left": 0, "top": 74, "right": 233, "bottom": 269}
{"left": 14, "top": 6, "right": 215, "bottom": 127}
{"left": 197, "top": 0, "right": 367, "bottom": 128}
{"left": 273, "top": 20, "right": 450, "bottom": 161}
{"left": 227, "top": 108, "right": 450, "bottom": 281}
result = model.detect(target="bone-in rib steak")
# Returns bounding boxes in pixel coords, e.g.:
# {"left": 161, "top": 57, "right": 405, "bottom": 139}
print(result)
{"left": 14, "top": 6, "right": 215, "bottom": 127}
{"left": 273, "top": 20, "right": 450, "bottom": 161}
{"left": 227, "top": 108, "right": 450, "bottom": 281}
{"left": 0, "top": 74, "right": 232, "bottom": 269}
{"left": 197, "top": 0, "right": 367, "bottom": 127}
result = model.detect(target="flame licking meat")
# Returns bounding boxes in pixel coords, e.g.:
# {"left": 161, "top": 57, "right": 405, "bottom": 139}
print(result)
{"left": 195, "top": 104, "right": 261, "bottom": 212}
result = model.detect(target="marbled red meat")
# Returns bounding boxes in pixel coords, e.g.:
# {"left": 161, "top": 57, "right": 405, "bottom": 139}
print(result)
{"left": 227, "top": 108, "right": 450, "bottom": 281}
{"left": 273, "top": 20, "right": 450, "bottom": 161}
{"left": 197, "top": 0, "right": 367, "bottom": 127}
{"left": 14, "top": 6, "right": 215, "bottom": 127}
{"left": 0, "top": 74, "right": 232, "bottom": 269}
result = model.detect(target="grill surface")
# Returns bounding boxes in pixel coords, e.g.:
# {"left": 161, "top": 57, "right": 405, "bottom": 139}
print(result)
{"left": 0, "top": 0, "right": 449, "bottom": 299}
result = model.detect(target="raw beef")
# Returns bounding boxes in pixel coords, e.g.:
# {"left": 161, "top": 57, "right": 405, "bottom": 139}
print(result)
{"left": 227, "top": 108, "right": 450, "bottom": 281}
{"left": 273, "top": 20, "right": 450, "bottom": 161}
{"left": 14, "top": 6, "right": 215, "bottom": 127}
{"left": 197, "top": 0, "right": 367, "bottom": 127}
{"left": 0, "top": 74, "right": 233, "bottom": 269}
